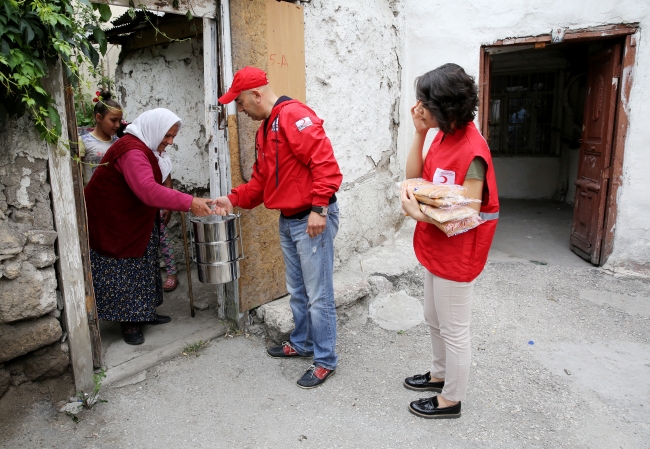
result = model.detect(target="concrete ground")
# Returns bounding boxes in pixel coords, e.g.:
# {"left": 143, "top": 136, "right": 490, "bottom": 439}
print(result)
{"left": 489, "top": 199, "right": 592, "bottom": 267}
{"left": 99, "top": 267, "right": 227, "bottom": 387}
{"left": 1, "top": 199, "right": 649, "bottom": 448}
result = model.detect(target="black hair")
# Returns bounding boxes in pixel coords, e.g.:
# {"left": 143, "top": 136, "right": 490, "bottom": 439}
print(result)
{"left": 93, "top": 89, "right": 122, "bottom": 120}
{"left": 415, "top": 63, "right": 479, "bottom": 134}
{"left": 116, "top": 120, "right": 129, "bottom": 138}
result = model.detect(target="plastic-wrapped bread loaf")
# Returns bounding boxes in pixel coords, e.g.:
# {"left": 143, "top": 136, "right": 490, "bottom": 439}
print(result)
{"left": 431, "top": 215, "right": 485, "bottom": 237}
{"left": 403, "top": 179, "right": 467, "bottom": 199}
{"left": 414, "top": 193, "right": 481, "bottom": 208}
{"left": 419, "top": 204, "right": 477, "bottom": 223}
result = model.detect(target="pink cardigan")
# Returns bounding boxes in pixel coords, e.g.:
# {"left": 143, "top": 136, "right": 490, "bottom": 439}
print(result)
{"left": 115, "top": 150, "right": 193, "bottom": 211}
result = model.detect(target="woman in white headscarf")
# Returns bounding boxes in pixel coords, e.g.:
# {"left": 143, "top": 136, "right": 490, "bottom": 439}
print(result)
{"left": 85, "top": 108, "right": 214, "bottom": 345}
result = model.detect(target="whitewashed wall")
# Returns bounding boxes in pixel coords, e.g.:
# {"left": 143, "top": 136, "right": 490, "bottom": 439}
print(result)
{"left": 115, "top": 38, "right": 209, "bottom": 191}
{"left": 400, "top": 0, "right": 650, "bottom": 275}
{"left": 494, "top": 158, "right": 560, "bottom": 199}
{"left": 303, "top": 0, "right": 404, "bottom": 266}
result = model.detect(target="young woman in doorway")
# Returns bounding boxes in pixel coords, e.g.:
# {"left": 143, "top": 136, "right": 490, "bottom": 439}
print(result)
{"left": 79, "top": 90, "right": 123, "bottom": 186}
{"left": 400, "top": 63, "right": 499, "bottom": 419}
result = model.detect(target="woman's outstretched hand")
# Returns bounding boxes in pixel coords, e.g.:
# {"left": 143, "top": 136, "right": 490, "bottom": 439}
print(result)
{"left": 411, "top": 101, "right": 432, "bottom": 135}
{"left": 190, "top": 198, "right": 215, "bottom": 217}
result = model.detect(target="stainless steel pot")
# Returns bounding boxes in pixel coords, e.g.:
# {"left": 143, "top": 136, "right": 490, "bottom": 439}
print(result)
{"left": 196, "top": 260, "right": 240, "bottom": 284}
{"left": 190, "top": 214, "right": 240, "bottom": 243}
{"left": 194, "top": 238, "right": 240, "bottom": 264}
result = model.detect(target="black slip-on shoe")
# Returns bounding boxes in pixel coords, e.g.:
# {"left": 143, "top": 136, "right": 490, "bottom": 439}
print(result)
{"left": 404, "top": 371, "right": 445, "bottom": 392}
{"left": 146, "top": 314, "right": 171, "bottom": 325}
{"left": 408, "top": 396, "right": 461, "bottom": 419}
{"left": 267, "top": 342, "right": 312, "bottom": 358}
{"left": 296, "top": 365, "right": 335, "bottom": 389}
{"left": 121, "top": 326, "right": 145, "bottom": 345}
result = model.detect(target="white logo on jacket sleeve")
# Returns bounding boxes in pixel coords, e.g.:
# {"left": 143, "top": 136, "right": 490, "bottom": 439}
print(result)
{"left": 295, "top": 117, "right": 313, "bottom": 131}
{"left": 433, "top": 168, "right": 456, "bottom": 185}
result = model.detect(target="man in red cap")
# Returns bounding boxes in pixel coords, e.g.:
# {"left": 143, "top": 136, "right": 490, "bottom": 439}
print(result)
{"left": 213, "top": 66, "right": 342, "bottom": 389}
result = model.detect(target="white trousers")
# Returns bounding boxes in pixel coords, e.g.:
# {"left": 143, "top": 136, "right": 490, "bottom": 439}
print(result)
{"left": 423, "top": 270, "right": 475, "bottom": 402}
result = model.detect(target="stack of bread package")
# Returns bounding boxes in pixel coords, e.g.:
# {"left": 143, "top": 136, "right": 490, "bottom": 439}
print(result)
{"left": 402, "top": 179, "right": 484, "bottom": 237}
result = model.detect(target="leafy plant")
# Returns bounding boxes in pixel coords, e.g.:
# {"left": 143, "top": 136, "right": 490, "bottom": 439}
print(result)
{"left": 76, "top": 368, "right": 108, "bottom": 409}
{"left": 181, "top": 340, "right": 207, "bottom": 357}
{"left": 0, "top": 0, "right": 112, "bottom": 143}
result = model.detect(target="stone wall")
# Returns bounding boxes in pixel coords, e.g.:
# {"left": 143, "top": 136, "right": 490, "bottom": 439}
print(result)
{"left": 0, "top": 116, "right": 69, "bottom": 399}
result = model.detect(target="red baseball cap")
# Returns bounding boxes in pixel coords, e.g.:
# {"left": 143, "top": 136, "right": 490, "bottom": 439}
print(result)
{"left": 218, "top": 66, "right": 269, "bottom": 104}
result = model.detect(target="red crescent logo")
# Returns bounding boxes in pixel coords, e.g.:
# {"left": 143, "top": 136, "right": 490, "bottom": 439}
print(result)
{"left": 440, "top": 175, "right": 448, "bottom": 184}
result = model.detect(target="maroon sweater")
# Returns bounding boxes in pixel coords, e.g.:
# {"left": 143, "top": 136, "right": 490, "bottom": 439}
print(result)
{"left": 85, "top": 135, "right": 174, "bottom": 258}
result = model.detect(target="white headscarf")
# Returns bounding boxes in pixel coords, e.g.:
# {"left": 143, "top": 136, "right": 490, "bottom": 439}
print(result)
{"left": 125, "top": 108, "right": 181, "bottom": 181}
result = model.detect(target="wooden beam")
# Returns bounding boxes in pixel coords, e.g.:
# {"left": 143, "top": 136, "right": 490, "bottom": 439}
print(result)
{"left": 96, "top": 0, "right": 217, "bottom": 19}
{"left": 478, "top": 47, "right": 491, "bottom": 141}
{"left": 62, "top": 83, "right": 103, "bottom": 369}
{"left": 490, "top": 23, "right": 638, "bottom": 47}
{"left": 601, "top": 32, "right": 637, "bottom": 264}
{"left": 42, "top": 62, "right": 95, "bottom": 393}
{"left": 120, "top": 18, "right": 203, "bottom": 52}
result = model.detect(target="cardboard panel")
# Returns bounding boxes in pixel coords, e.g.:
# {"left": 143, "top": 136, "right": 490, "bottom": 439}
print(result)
{"left": 229, "top": 0, "right": 306, "bottom": 311}
{"left": 228, "top": 115, "right": 286, "bottom": 312}
{"left": 265, "top": 0, "right": 306, "bottom": 102}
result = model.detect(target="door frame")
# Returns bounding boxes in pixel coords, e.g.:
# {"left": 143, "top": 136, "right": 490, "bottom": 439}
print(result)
{"left": 82, "top": 0, "right": 238, "bottom": 358}
{"left": 478, "top": 24, "right": 639, "bottom": 266}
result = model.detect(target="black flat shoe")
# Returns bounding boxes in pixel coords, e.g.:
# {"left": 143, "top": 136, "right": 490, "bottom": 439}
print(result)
{"left": 408, "top": 396, "right": 461, "bottom": 419}
{"left": 121, "top": 325, "right": 145, "bottom": 345}
{"left": 404, "top": 371, "right": 444, "bottom": 392}
{"left": 146, "top": 314, "right": 171, "bottom": 325}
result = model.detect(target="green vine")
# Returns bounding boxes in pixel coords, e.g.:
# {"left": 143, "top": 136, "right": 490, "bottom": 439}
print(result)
{"left": 0, "top": 0, "right": 111, "bottom": 144}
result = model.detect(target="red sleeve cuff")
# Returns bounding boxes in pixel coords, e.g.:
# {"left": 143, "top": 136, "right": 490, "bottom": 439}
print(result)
{"left": 312, "top": 195, "right": 329, "bottom": 207}
{"left": 227, "top": 192, "right": 239, "bottom": 208}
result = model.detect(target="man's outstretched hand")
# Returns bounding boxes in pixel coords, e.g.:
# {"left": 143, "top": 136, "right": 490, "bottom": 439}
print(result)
{"left": 211, "top": 196, "right": 234, "bottom": 216}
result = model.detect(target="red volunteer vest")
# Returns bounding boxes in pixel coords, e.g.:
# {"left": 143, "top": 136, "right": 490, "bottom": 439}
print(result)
{"left": 84, "top": 134, "right": 163, "bottom": 258}
{"left": 413, "top": 122, "right": 499, "bottom": 282}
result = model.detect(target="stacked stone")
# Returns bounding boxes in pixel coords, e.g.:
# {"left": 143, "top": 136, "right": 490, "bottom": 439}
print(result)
{"left": 0, "top": 117, "right": 70, "bottom": 399}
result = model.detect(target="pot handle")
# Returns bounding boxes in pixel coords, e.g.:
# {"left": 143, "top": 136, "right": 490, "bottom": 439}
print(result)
{"left": 236, "top": 211, "right": 245, "bottom": 260}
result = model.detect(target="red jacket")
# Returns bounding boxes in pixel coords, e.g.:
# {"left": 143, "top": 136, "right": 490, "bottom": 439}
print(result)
{"left": 413, "top": 122, "right": 499, "bottom": 282}
{"left": 85, "top": 134, "right": 163, "bottom": 258}
{"left": 228, "top": 98, "right": 342, "bottom": 215}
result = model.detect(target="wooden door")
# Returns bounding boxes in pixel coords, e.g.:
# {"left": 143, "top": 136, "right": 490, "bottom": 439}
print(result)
{"left": 570, "top": 44, "right": 621, "bottom": 264}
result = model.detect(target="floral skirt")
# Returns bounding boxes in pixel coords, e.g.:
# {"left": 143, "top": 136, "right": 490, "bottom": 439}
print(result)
{"left": 91, "top": 225, "right": 163, "bottom": 322}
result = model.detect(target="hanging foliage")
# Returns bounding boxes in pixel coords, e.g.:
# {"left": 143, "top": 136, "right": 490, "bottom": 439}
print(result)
{"left": 0, "top": 0, "right": 111, "bottom": 143}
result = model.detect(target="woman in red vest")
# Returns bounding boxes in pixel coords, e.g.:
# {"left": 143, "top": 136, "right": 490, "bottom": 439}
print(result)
{"left": 84, "top": 109, "right": 215, "bottom": 345}
{"left": 400, "top": 64, "right": 499, "bottom": 419}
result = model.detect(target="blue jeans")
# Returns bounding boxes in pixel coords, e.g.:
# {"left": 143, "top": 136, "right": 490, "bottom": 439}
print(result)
{"left": 279, "top": 201, "right": 340, "bottom": 370}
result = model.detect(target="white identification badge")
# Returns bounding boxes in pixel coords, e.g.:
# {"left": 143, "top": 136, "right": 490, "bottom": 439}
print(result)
{"left": 432, "top": 168, "right": 456, "bottom": 185}
{"left": 295, "top": 117, "right": 313, "bottom": 131}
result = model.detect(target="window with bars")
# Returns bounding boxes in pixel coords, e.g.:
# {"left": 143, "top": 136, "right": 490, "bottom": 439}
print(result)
{"left": 488, "top": 72, "right": 559, "bottom": 156}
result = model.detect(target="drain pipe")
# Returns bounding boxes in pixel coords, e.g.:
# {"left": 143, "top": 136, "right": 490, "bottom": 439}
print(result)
{"left": 216, "top": 0, "right": 246, "bottom": 327}
{"left": 220, "top": 0, "right": 236, "bottom": 120}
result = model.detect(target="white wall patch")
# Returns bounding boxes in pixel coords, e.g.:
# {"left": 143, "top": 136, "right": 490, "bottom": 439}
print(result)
{"left": 295, "top": 117, "right": 313, "bottom": 131}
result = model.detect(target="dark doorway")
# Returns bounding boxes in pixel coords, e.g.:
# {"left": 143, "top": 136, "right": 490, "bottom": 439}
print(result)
{"left": 479, "top": 27, "right": 636, "bottom": 266}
